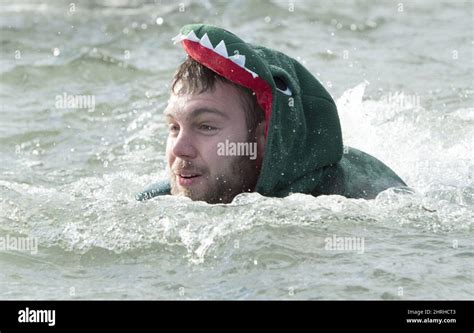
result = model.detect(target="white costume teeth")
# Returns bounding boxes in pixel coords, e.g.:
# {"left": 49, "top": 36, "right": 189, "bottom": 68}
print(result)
{"left": 229, "top": 54, "right": 245, "bottom": 67}
{"left": 213, "top": 40, "right": 228, "bottom": 58}
{"left": 185, "top": 30, "right": 200, "bottom": 42}
{"left": 198, "top": 33, "right": 213, "bottom": 50}
{"left": 172, "top": 30, "right": 259, "bottom": 78}
{"left": 171, "top": 33, "right": 185, "bottom": 44}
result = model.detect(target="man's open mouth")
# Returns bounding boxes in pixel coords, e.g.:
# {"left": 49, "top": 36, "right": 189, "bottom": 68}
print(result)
{"left": 176, "top": 173, "right": 202, "bottom": 186}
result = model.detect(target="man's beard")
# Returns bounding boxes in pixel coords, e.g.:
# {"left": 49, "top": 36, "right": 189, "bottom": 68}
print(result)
{"left": 170, "top": 154, "right": 260, "bottom": 204}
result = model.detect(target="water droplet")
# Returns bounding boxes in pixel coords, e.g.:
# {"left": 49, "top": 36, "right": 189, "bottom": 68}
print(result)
{"left": 156, "top": 17, "right": 164, "bottom": 25}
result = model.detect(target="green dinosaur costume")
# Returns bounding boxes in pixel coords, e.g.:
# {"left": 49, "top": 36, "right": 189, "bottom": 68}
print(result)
{"left": 136, "top": 24, "right": 406, "bottom": 201}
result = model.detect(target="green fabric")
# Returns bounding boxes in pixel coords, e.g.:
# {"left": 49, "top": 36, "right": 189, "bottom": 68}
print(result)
{"left": 136, "top": 24, "right": 406, "bottom": 201}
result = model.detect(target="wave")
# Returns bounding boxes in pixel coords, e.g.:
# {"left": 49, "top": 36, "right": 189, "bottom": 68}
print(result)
{"left": 0, "top": 48, "right": 151, "bottom": 86}
{"left": 1, "top": 173, "right": 472, "bottom": 265}
{"left": 336, "top": 81, "right": 474, "bottom": 192}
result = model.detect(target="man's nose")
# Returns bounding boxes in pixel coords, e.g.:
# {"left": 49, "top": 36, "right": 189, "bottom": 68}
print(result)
{"left": 171, "top": 129, "right": 198, "bottom": 159}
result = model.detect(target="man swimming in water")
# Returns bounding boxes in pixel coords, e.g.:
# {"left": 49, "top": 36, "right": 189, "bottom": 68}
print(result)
{"left": 137, "top": 24, "right": 406, "bottom": 203}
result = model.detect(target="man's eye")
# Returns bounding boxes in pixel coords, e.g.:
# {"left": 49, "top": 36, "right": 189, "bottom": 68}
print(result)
{"left": 199, "top": 124, "right": 218, "bottom": 132}
{"left": 168, "top": 124, "right": 179, "bottom": 133}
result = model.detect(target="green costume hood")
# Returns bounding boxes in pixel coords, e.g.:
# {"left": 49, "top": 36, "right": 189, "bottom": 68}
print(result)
{"left": 136, "top": 24, "right": 406, "bottom": 201}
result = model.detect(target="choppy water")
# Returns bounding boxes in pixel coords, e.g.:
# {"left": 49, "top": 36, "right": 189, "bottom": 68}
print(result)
{"left": 0, "top": 0, "right": 473, "bottom": 299}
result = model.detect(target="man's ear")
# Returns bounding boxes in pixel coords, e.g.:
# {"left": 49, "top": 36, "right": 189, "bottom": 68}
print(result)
{"left": 255, "top": 120, "right": 266, "bottom": 161}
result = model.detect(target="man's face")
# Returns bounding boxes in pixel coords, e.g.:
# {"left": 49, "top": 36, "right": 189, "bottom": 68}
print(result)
{"left": 165, "top": 81, "right": 262, "bottom": 204}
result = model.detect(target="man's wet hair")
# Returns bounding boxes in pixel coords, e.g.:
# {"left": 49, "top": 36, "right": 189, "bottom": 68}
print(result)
{"left": 171, "top": 57, "right": 265, "bottom": 135}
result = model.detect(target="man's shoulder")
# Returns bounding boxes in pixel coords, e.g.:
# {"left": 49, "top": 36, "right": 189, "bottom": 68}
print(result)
{"left": 313, "top": 147, "right": 407, "bottom": 199}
